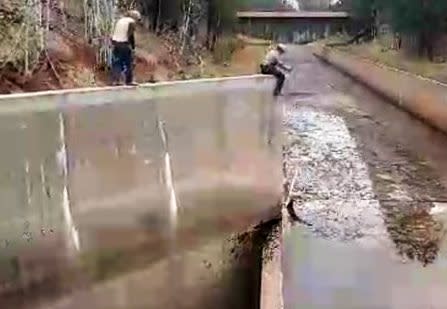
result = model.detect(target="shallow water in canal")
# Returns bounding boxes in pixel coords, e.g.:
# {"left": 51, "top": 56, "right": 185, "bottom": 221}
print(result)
{"left": 283, "top": 46, "right": 447, "bottom": 309}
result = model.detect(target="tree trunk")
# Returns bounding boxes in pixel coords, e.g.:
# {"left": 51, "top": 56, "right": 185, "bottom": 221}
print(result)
{"left": 427, "top": 33, "right": 435, "bottom": 61}
{"left": 155, "top": 0, "right": 161, "bottom": 33}
{"left": 418, "top": 31, "right": 427, "bottom": 58}
{"left": 210, "top": 13, "right": 220, "bottom": 51}
{"left": 206, "top": 0, "right": 213, "bottom": 49}
{"left": 180, "top": 0, "right": 193, "bottom": 53}
{"left": 418, "top": 31, "right": 435, "bottom": 61}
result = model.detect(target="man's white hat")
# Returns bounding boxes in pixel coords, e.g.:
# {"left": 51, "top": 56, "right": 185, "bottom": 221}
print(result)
{"left": 277, "top": 43, "right": 287, "bottom": 52}
{"left": 128, "top": 10, "right": 142, "bottom": 21}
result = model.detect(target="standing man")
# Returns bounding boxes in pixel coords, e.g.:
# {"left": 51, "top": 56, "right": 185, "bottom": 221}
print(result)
{"left": 260, "top": 44, "right": 292, "bottom": 96}
{"left": 110, "top": 10, "right": 141, "bottom": 86}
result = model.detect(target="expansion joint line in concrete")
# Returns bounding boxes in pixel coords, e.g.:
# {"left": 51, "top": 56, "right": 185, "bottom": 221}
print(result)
{"left": 157, "top": 118, "right": 183, "bottom": 307}
{"left": 58, "top": 112, "right": 80, "bottom": 252}
{"left": 157, "top": 120, "right": 179, "bottom": 224}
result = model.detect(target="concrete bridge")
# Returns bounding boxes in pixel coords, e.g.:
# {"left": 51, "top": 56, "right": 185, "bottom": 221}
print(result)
{"left": 237, "top": 11, "right": 350, "bottom": 44}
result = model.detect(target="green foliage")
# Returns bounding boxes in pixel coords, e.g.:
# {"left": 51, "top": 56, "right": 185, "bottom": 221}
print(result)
{"left": 136, "top": 0, "right": 274, "bottom": 51}
{"left": 242, "top": 0, "right": 279, "bottom": 10}
{"left": 212, "top": 0, "right": 247, "bottom": 30}
{"left": 352, "top": 0, "right": 447, "bottom": 59}
{"left": 352, "top": 0, "right": 372, "bottom": 18}
{"left": 352, "top": 0, "right": 383, "bottom": 19}
{"left": 386, "top": 0, "right": 447, "bottom": 35}
{"left": 216, "top": 0, "right": 238, "bottom": 28}
{"left": 353, "top": 0, "right": 447, "bottom": 34}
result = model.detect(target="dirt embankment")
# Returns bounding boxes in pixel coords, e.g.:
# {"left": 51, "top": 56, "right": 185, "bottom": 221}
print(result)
{"left": 0, "top": 29, "right": 172, "bottom": 94}
{"left": 0, "top": 32, "right": 266, "bottom": 94}
{"left": 0, "top": 2, "right": 267, "bottom": 94}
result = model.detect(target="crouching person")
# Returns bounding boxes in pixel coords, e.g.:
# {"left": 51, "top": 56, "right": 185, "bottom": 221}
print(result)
{"left": 260, "top": 44, "right": 292, "bottom": 96}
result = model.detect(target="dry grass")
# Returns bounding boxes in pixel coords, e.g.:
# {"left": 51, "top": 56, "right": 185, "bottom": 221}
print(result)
{"left": 236, "top": 34, "right": 271, "bottom": 46}
{"left": 136, "top": 31, "right": 166, "bottom": 55}
{"left": 333, "top": 40, "right": 447, "bottom": 84}
{"left": 136, "top": 32, "right": 267, "bottom": 80}
{"left": 213, "top": 37, "right": 246, "bottom": 64}
{"left": 1, "top": 17, "right": 267, "bottom": 93}
{"left": 66, "top": 67, "right": 97, "bottom": 87}
{"left": 187, "top": 44, "right": 268, "bottom": 78}
{"left": 318, "top": 33, "right": 351, "bottom": 46}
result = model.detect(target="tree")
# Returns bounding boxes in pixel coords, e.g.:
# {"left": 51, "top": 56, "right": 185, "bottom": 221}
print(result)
{"left": 206, "top": 0, "right": 247, "bottom": 50}
{"left": 133, "top": 0, "right": 264, "bottom": 52}
{"left": 83, "top": 0, "right": 117, "bottom": 68}
{"left": 386, "top": 0, "right": 447, "bottom": 60}
{"left": 353, "top": 0, "right": 385, "bottom": 32}
{"left": 0, "top": 0, "right": 49, "bottom": 74}
{"left": 352, "top": 0, "right": 447, "bottom": 60}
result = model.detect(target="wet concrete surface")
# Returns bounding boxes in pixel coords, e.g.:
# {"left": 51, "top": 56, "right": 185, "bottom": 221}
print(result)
{"left": 0, "top": 83, "right": 282, "bottom": 308}
{"left": 283, "top": 46, "right": 447, "bottom": 308}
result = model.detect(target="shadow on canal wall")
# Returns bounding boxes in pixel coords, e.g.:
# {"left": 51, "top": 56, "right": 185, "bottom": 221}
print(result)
{"left": 0, "top": 76, "right": 283, "bottom": 308}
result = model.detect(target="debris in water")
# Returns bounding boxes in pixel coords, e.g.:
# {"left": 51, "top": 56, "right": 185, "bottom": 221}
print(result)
{"left": 284, "top": 106, "right": 386, "bottom": 243}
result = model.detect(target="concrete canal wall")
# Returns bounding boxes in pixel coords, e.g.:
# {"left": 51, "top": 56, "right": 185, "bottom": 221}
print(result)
{"left": 0, "top": 76, "right": 283, "bottom": 308}
{"left": 314, "top": 46, "right": 447, "bottom": 135}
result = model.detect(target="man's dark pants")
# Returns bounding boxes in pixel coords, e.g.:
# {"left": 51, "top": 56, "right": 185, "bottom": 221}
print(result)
{"left": 111, "top": 41, "right": 133, "bottom": 85}
{"left": 260, "top": 64, "right": 285, "bottom": 96}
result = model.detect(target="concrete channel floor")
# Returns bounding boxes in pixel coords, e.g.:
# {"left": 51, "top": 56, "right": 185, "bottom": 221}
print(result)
{"left": 282, "top": 46, "right": 447, "bottom": 308}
